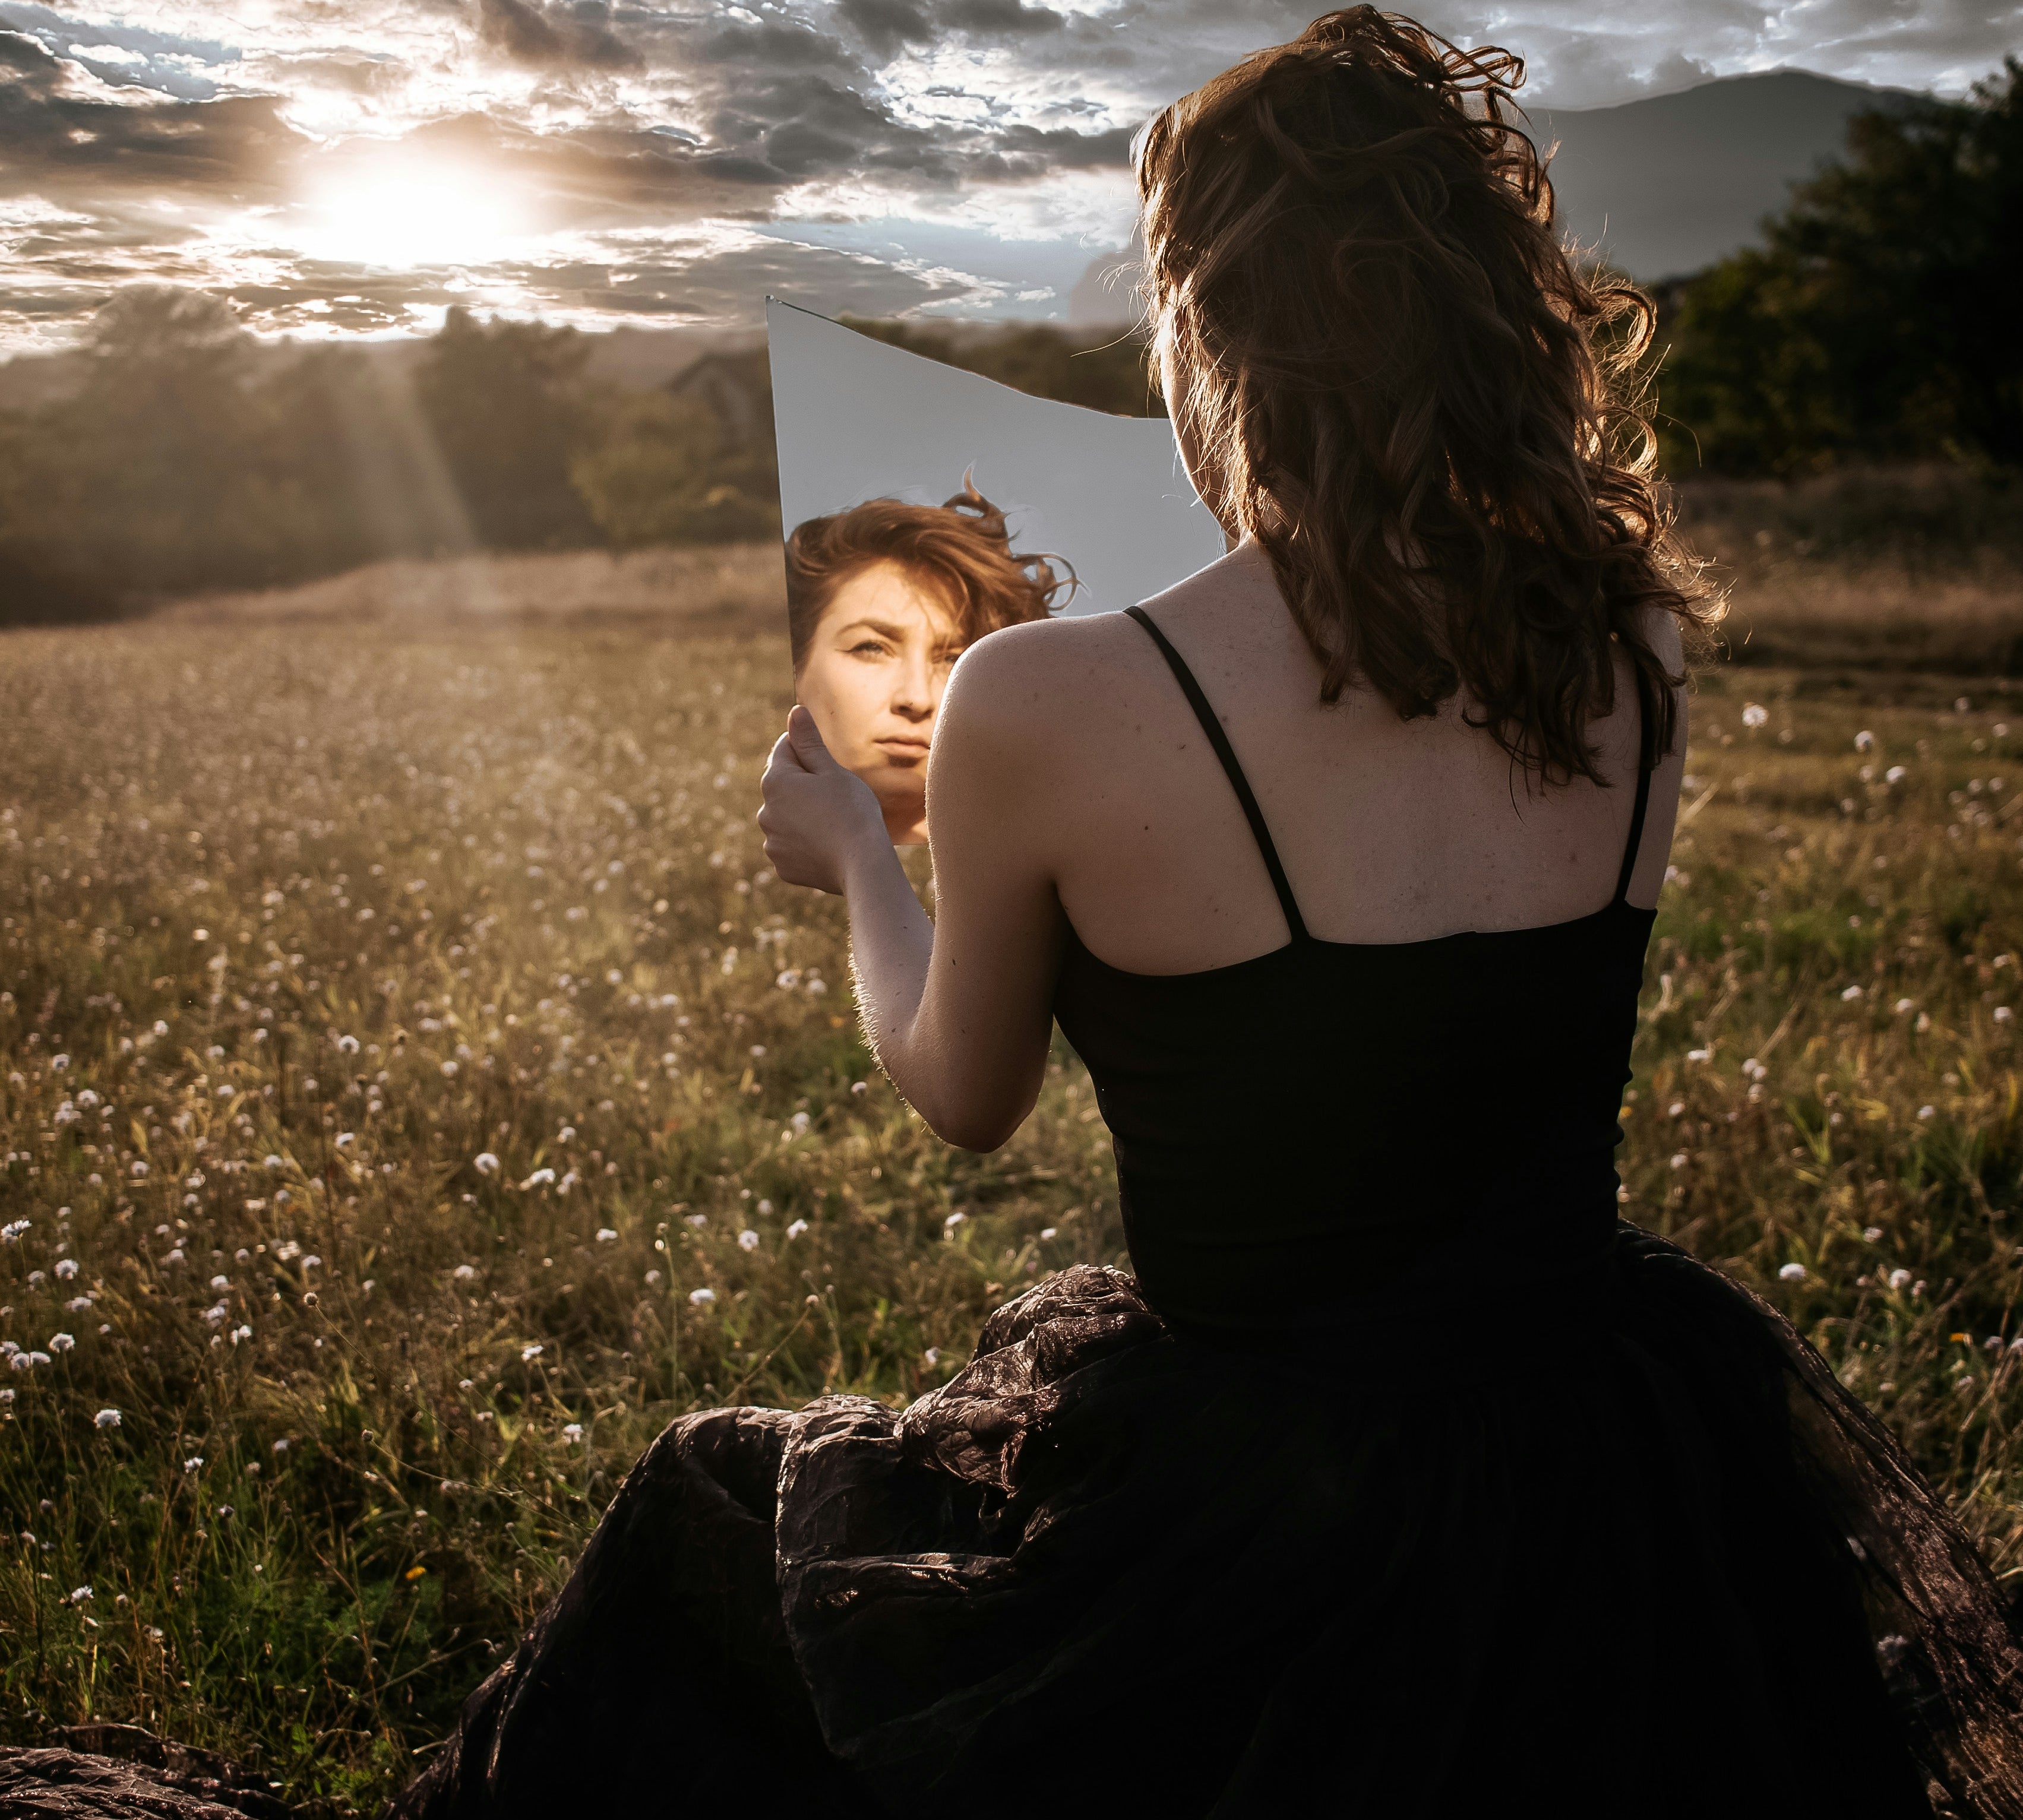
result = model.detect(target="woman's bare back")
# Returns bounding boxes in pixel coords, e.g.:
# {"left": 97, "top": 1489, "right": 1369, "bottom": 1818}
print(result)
{"left": 982, "top": 539, "right": 1688, "bottom": 977}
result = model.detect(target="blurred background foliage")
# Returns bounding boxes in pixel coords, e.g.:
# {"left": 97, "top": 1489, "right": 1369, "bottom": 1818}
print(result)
{"left": 1652, "top": 59, "right": 2023, "bottom": 479}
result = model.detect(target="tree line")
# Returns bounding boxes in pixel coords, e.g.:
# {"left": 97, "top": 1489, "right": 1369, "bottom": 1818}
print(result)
{"left": 0, "top": 295, "right": 786, "bottom": 625}
{"left": 1654, "top": 58, "right": 2022, "bottom": 477}
{"left": 0, "top": 58, "right": 2015, "bottom": 625}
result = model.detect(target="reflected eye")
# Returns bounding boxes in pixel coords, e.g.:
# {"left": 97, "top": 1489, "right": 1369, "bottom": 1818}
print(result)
{"left": 846, "top": 639, "right": 893, "bottom": 659}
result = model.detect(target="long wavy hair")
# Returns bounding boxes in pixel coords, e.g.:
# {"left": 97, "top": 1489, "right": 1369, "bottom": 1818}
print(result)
{"left": 1136, "top": 6, "right": 1717, "bottom": 783}
{"left": 784, "top": 477, "right": 1076, "bottom": 674}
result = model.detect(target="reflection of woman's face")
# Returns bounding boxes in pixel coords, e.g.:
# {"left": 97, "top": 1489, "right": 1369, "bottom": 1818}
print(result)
{"left": 795, "top": 561, "right": 965, "bottom": 846}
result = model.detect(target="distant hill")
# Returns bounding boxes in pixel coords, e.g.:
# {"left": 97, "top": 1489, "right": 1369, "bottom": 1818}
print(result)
{"left": 1067, "top": 67, "right": 1922, "bottom": 318}
{"left": 1538, "top": 68, "right": 1920, "bottom": 280}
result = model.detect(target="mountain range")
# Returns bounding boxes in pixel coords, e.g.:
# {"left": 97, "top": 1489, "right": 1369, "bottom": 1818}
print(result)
{"left": 1538, "top": 68, "right": 1917, "bottom": 280}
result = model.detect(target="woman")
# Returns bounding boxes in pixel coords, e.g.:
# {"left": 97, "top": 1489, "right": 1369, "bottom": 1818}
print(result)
{"left": 393, "top": 12, "right": 2023, "bottom": 1817}
{"left": 785, "top": 480, "right": 1073, "bottom": 844}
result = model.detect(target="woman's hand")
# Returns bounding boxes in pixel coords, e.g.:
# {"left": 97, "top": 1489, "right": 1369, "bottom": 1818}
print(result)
{"left": 758, "top": 705, "right": 891, "bottom": 895}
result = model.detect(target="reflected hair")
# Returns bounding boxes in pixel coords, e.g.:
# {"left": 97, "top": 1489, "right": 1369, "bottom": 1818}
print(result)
{"left": 1136, "top": 6, "right": 1719, "bottom": 783}
{"left": 784, "top": 478, "right": 1076, "bottom": 673}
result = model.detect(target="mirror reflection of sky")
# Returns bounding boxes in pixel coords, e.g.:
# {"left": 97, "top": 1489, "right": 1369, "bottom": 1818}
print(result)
{"left": 0, "top": 0, "right": 2005, "bottom": 352}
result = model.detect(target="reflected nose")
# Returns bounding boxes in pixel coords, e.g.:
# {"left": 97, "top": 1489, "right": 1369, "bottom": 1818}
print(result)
{"left": 890, "top": 648, "right": 937, "bottom": 722}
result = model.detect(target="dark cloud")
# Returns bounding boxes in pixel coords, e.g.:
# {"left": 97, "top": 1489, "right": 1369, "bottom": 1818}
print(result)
{"left": 258, "top": 52, "right": 413, "bottom": 100}
{"left": 0, "top": 31, "right": 298, "bottom": 201}
{"left": 476, "top": 0, "right": 642, "bottom": 71}
{"left": 384, "top": 108, "right": 788, "bottom": 219}
{"left": 0, "top": 2, "right": 241, "bottom": 101}
{"left": 698, "top": 15, "right": 862, "bottom": 71}
{"left": 836, "top": 0, "right": 935, "bottom": 62}
{"left": 934, "top": 0, "right": 1067, "bottom": 36}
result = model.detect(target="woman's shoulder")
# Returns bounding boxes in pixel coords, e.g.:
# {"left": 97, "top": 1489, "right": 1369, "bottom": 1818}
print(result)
{"left": 940, "top": 602, "right": 1164, "bottom": 746}
{"left": 947, "top": 546, "right": 1256, "bottom": 714}
{"left": 928, "top": 615, "right": 1146, "bottom": 816}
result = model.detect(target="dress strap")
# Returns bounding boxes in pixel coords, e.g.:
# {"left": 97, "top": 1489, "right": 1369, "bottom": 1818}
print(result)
{"left": 1613, "top": 681, "right": 1655, "bottom": 907}
{"left": 1124, "top": 605, "right": 1310, "bottom": 942}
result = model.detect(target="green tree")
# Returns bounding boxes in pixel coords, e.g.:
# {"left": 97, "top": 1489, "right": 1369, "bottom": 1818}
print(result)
{"left": 35, "top": 287, "right": 285, "bottom": 594}
{"left": 570, "top": 391, "right": 780, "bottom": 547}
{"left": 1660, "top": 61, "right": 2023, "bottom": 475}
{"left": 415, "top": 308, "right": 598, "bottom": 549}
{"left": 839, "top": 318, "right": 1163, "bottom": 417}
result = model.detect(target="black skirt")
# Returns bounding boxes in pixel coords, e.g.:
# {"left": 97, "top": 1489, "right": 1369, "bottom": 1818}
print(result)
{"left": 388, "top": 1224, "right": 2023, "bottom": 1819}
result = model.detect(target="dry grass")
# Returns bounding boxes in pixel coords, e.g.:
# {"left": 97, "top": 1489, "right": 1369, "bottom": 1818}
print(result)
{"left": 1706, "top": 555, "right": 2023, "bottom": 677}
{"left": 160, "top": 544, "right": 786, "bottom": 632}
{"left": 0, "top": 594, "right": 2019, "bottom": 1812}
{"left": 1677, "top": 473, "right": 2023, "bottom": 676}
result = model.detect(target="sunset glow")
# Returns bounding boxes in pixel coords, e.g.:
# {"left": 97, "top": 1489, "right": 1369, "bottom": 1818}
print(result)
{"left": 295, "top": 161, "right": 532, "bottom": 271}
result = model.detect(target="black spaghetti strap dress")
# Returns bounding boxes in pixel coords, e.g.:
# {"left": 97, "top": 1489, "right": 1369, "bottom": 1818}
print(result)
{"left": 392, "top": 607, "right": 2023, "bottom": 1820}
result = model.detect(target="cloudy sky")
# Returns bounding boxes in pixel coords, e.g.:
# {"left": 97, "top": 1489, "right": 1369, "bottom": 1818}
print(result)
{"left": 0, "top": 0, "right": 2013, "bottom": 352}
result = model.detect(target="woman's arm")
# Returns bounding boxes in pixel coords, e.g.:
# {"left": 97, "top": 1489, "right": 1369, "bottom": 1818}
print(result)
{"left": 757, "top": 640, "right": 1067, "bottom": 1150}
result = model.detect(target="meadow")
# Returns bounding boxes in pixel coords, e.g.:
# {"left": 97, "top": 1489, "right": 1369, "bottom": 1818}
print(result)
{"left": 2, "top": 549, "right": 2022, "bottom": 1813}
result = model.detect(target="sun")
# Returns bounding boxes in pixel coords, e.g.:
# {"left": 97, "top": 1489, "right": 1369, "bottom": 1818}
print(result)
{"left": 295, "top": 156, "right": 530, "bottom": 270}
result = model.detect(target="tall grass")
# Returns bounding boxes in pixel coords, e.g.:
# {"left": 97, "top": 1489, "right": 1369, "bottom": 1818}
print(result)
{"left": 0, "top": 616, "right": 2019, "bottom": 1812}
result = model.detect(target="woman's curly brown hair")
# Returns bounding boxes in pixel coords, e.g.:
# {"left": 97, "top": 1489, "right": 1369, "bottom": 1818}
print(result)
{"left": 1136, "top": 5, "right": 1718, "bottom": 783}
{"left": 784, "top": 476, "right": 1076, "bottom": 674}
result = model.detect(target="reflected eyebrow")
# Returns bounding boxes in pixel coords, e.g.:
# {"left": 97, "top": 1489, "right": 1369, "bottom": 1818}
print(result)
{"left": 830, "top": 618, "right": 912, "bottom": 642}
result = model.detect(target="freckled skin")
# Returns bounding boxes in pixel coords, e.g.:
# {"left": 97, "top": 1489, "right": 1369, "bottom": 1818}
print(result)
{"left": 794, "top": 563, "right": 965, "bottom": 847}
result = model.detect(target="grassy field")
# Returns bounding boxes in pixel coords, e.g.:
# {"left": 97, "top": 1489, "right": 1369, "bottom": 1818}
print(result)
{"left": 2, "top": 563, "right": 2022, "bottom": 1812}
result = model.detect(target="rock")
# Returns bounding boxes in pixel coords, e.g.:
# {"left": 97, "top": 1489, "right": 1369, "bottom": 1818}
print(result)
{"left": 0, "top": 1726, "right": 295, "bottom": 1819}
